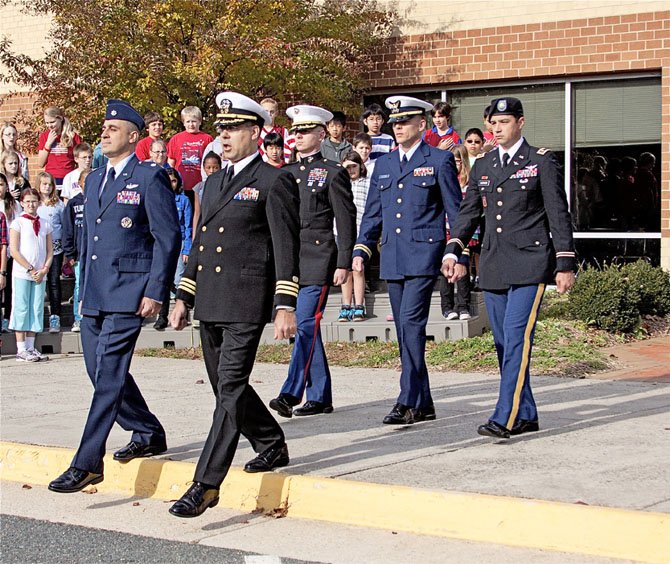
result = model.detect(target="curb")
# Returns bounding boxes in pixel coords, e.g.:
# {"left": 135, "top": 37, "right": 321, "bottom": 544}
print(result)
{"left": 1, "top": 441, "right": 668, "bottom": 563}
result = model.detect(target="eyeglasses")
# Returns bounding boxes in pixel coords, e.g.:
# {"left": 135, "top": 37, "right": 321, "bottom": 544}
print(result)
{"left": 151, "top": 150, "right": 167, "bottom": 155}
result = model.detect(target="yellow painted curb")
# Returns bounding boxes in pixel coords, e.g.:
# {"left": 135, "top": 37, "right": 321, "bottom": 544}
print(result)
{"left": 1, "top": 442, "right": 668, "bottom": 563}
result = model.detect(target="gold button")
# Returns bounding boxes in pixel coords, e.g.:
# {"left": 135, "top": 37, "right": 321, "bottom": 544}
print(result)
{"left": 300, "top": 165, "right": 306, "bottom": 171}
{"left": 91, "top": 255, "right": 97, "bottom": 260}
{"left": 398, "top": 183, "right": 404, "bottom": 189}
{"left": 395, "top": 227, "right": 401, "bottom": 234}
{"left": 535, "top": 241, "right": 540, "bottom": 245}
{"left": 199, "top": 245, "right": 204, "bottom": 251}
{"left": 497, "top": 187, "right": 502, "bottom": 193}
{"left": 396, "top": 213, "right": 401, "bottom": 219}
{"left": 219, "top": 227, "right": 224, "bottom": 233}
{"left": 312, "top": 188, "right": 316, "bottom": 192}
{"left": 198, "top": 265, "right": 203, "bottom": 271}
{"left": 428, "top": 238, "right": 433, "bottom": 242}
{"left": 93, "top": 236, "right": 99, "bottom": 241}
{"left": 496, "top": 227, "right": 502, "bottom": 233}
{"left": 96, "top": 218, "right": 101, "bottom": 224}
{"left": 315, "top": 240, "right": 320, "bottom": 245}
{"left": 215, "top": 266, "right": 221, "bottom": 273}
{"left": 296, "top": 178, "right": 301, "bottom": 183}
{"left": 422, "top": 182, "right": 427, "bottom": 186}
{"left": 216, "top": 246, "right": 222, "bottom": 253}
{"left": 397, "top": 198, "right": 402, "bottom": 204}
{"left": 202, "top": 226, "right": 207, "bottom": 232}
{"left": 496, "top": 214, "right": 501, "bottom": 220}
{"left": 497, "top": 201, "right": 503, "bottom": 207}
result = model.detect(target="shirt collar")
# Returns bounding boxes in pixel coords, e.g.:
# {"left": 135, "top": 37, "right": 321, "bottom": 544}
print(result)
{"left": 398, "top": 140, "right": 422, "bottom": 163}
{"left": 229, "top": 151, "right": 259, "bottom": 177}
{"left": 106, "top": 153, "right": 134, "bottom": 179}
{"left": 498, "top": 136, "right": 525, "bottom": 162}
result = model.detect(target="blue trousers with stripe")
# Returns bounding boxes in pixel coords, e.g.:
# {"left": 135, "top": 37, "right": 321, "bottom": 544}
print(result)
{"left": 280, "top": 284, "right": 332, "bottom": 405}
{"left": 484, "top": 284, "right": 545, "bottom": 430}
{"left": 387, "top": 276, "right": 436, "bottom": 410}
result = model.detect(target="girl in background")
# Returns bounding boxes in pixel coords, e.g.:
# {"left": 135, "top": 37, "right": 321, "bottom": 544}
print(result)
{"left": 37, "top": 107, "right": 82, "bottom": 189}
{"left": 1, "top": 123, "right": 29, "bottom": 180}
{"left": 0, "top": 172, "right": 21, "bottom": 332}
{"left": 36, "top": 172, "right": 65, "bottom": 333}
{"left": 1, "top": 149, "right": 31, "bottom": 200}
{"left": 9, "top": 187, "right": 53, "bottom": 361}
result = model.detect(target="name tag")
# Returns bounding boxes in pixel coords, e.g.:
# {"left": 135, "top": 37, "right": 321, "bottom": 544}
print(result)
{"left": 413, "top": 167, "right": 434, "bottom": 177}
{"left": 511, "top": 165, "right": 538, "bottom": 179}
{"left": 379, "top": 174, "right": 390, "bottom": 179}
{"left": 117, "top": 191, "right": 140, "bottom": 205}
{"left": 233, "top": 187, "right": 259, "bottom": 201}
{"left": 478, "top": 179, "right": 490, "bottom": 187}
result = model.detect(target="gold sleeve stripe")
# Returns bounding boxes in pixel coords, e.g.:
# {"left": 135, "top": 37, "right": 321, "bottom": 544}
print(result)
{"left": 178, "top": 282, "right": 196, "bottom": 296}
{"left": 276, "top": 288, "right": 299, "bottom": 297}
{"left": 354, "top": 244, "right": 372, "bottom": 258}
{"left": 276, "top": 281, "right": 299, "bottom": 291}
{"left": 556, "top": 252, "right": 576, "bottom": 257}
{"left": 179, "top": 277, "right": 196, "bottom": 289}
{"left": 463, "top": 248, "right": 470, "bottom": 256}
{"left": 449, "top": 238, "right": 465, "bottom": 250}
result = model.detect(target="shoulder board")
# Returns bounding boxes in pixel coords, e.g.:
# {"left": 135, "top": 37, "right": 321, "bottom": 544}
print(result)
{"left": 537, "top": 148, "right": 549, "bottom": 155}
{"left": 475, "top": 153, "right": 486, "bottom": 159}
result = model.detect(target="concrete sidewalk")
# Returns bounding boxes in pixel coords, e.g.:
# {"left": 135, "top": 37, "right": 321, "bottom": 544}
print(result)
{"left": 1, "top": 353, "right": 669, "bottom": 562}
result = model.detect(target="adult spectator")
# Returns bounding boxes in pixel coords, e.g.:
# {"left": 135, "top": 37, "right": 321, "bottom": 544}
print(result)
{"left": 149, "top": 139, "right": 169, "bottom": 167}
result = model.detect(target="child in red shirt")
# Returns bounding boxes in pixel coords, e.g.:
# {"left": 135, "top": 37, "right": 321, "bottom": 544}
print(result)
{"left": 167, "top": 106, "right": 213, "bottom": 191}
{"left": 135, "top": 112, "right": 165, "bottom": 161}
{"left": 423, "top": 102, "right": 461, "bottom": 150}
{"left": 37, "top": 107, "right": 82, "bottom": 186}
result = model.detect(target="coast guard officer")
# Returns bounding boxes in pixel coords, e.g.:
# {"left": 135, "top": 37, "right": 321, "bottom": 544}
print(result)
{"left": 168, "top": 92, "right": 300, "bottom": 518}
{"left": 352, "top": 96, "right": 463, "bottom": 425}
{"left": 49, "top": 100, "right": 181, "bottom": 493}
{"left": 269, "top": 105, "right": 356, "bottom": 418}
{"left": 443, "top": 97, "right": 576, "bottom": 439}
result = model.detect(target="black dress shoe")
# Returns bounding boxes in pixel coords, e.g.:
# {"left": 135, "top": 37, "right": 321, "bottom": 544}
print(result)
{"left": 510, "top": 419, "right": 540, "bottom": 435}
{"left": 477, "top": 420, "right": 511, "bottom": 439}
{"left": 383, "top": 403, "right": 414, "bottom": 425}
{"left": 113, "top": 441, "right": 167, "bottom": 462}
{"left": 153, "top": 317, "right": 168, "bottom": 331}
{"left": 169, "top": 482, "right": 220, "bottom": 518}
{"left": 413, "top": 404, "right": 436, "bottom": 422}
{"left": 293, "top": 401, "right": 334, "bottom": 416}
{"left": 244, "top": 443, "right": 289, "bottom": 473}
{"left": 48, "top": 467, "right": 103, "bottom": 493}
{"left": 269, "top": 395, "right": 294, "bottom": 419}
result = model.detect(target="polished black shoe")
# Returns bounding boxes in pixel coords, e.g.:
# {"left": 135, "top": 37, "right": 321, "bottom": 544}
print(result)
{"left": 413, "top": 404, "right": 436, "bottom": 422}
{"left": 113, "top": 441, "right": 167, "bottom": 462}
{"left": 477, "top": 420, "right": 511, "bottom": 439}
{"left": 510, "top": 419, "right": 540, "bottom": 436}
{"left": 383, "top": 403, "right": 414, "bottom": 425}
{"left": 153, "top": 317, "right": 168, "bottom": 331}
{"left": 293, "top": 400, "right": 334, "bottom": 417}
{"left": 48, "top": 467, "right": 103, "bottom": 493}
{"left": 244, "top": 444, "right": 289, "bottom": 473}
{"left": 269, "top": 395, "right": 294, "bottom": 419}
{"left": 169, "top": 482, "right": 220, "bottom": 518}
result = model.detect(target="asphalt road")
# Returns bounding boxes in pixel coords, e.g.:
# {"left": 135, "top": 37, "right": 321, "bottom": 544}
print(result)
{"left": 0, "top": 514, "right": 312, "bottom": 564}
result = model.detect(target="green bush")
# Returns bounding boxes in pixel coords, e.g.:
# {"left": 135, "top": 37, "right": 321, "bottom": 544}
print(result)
{"left": 568, "top": 265, "right": 640, "bottom": 333}
{"left": 621, "top": 260, "right": 670, "bottom": 316}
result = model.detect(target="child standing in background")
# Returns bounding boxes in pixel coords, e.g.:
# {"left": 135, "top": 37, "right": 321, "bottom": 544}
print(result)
{"left": 60, "top": 142, "right": 93, "bottom": 203}
{"left": 321, "top": 112, "right": 352, "bottom": 162}
{"left": 1, "top": 149, "right": 30, "bottom": 199}
{"left": 37, "top": 107, "right": 82, "bottom": 189}
{"left": 1, "top": 123, "right": 29, "bottom": 180}
{"left": 263, "top": 132, "right": 285, "bottom": 168}
{"left": 36, "top": 172, "right": 65, "bottom": 333}
{"left": 361, "top": 104, "right": 395, "bottom": 161}
{"left": 9, "top": 187, "right": 53, "bottom": 361}
{"left": 167, "top": 106, "right": 213, "bottom": 193}
{"left": 0, "top": 172, "right": 21, "bottom": 332}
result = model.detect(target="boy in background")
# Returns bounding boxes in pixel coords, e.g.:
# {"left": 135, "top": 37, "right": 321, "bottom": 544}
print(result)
{"left": 352, "top": 132, "right": 374, "bottom": 175}
{"left": 167, "top": 106, "right": 213, "bottom": 192}
{"left": 424, "top": 102, "right": 461, "bottom": 150}
{"left": 321, "top": 111, "right": 352, "bottom": 162}
{"left": 259, "top": 98, "right": 294, "bottom": 163}
{"left": 361, "top": 103, "right": 395, "bottom": 162}
{"left": 135, "top": 112, "right": 165, "bottom": 161}
{"left": 60, "top": 143, "right": 92, "bottom": 203}
{"left": 263, "top": 133, "right": 285, "bottom": 168}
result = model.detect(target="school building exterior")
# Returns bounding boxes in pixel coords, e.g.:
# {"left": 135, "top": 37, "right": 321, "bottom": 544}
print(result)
{"left": 1, "top": 1, "right": 669, "bottom": 269}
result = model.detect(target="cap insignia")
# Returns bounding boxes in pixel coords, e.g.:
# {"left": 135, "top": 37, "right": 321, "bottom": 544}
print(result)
{"left": 497, "top": 99, "right": 507, "bottom": 112}
{"left": 219, "top": 99, "right": 232, "bottom": 113}
{"left": 111, "top": 110, "right": 117, "bottom": 116}
{"left": 388, "top": 100, "right": 401, "bottom": 114}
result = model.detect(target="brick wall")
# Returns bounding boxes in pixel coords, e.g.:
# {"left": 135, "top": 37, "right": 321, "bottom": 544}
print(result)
{"left": 367, "top": 10, "right": 670, "bottom": 265}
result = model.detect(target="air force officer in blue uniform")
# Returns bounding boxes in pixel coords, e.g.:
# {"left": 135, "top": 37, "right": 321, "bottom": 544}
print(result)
{"left": 443, "top": 97, "right": 576, "bottom": 439}
{"left": 352, "top": 96, "right": 463, "bottom": 425}
{"left": 49, "top": 100, "right": 181, "bottom": 493}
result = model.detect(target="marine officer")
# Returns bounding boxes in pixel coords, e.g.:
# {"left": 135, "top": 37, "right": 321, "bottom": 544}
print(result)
{"left": 352, "top": 96, "right": 463, "bottom": 425}
{"left": 269, "top": 105, "right": 357, "bottom": 418}
{"left": 49, "top": 100, "right": 181, "bottom": 493}
{"left": 443, "top": 97, "right": 576, "bottom": 439}
{"left": 168, "top": 92, "right": 300, "bottom": 518}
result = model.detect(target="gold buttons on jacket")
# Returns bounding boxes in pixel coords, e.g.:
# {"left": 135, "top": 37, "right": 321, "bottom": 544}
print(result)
{"left": 497, "top": 187, "right": 502, "bottom": 193}
{"left": 93, "top": 236, "right": 99, "bottom": 241}
{"left": 398, "top": 183, "right": 404, "bottom": 189}
{"left": 315, "top": 240, "right": 320, "bottom": 245}
{"left": 219, "top": 227, "right": 224, "bottom": 233}
{"left": 91, "top": 255, "right": 97, "bottom": 260}
{"left": 397, "top": 198, "right": 402, "bottom": 204}
{"left": 396, "top": 213, "right": 401, "bottom": 219}
{"left": 216, "top": 246, "right": 222, "bottom": 253}
{"left": 198, "top": 265, "right": 203, "bottom": 271}
{"left": 496, "top": 227, "right": 502, "bottom": 233}
{"left": 199, "top": 245, "right": 204, "bottom": 252}
{"left": 202, "top": 226, "right": 207, "bottom": 232}
{"left": 497, "top": 201, "right": 503, "bottom": 207}
{"left": 296, "top": 179, "right": 301, "bottom": 184}
{"left": 96, "top": 218, "right": 101, "bottom": 224}
{"left": 496, "top": 214, "right": 502, "bottom": 220}
{"left": 300, "top": 166, "right": 306, "bottom": 171}
{"left": 395, "top": 227, "right": 401, "bottom": 234}
{"left": 215, "top": 266, "right": 221, "bottom": 273}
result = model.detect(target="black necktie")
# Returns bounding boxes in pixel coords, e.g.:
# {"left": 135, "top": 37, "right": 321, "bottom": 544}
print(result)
{"left": 100, "top": 167, "right": 115, "bottom": 197}
{"left": 222, "top": 165, "right": 234, "bottom": 190}
{"left": 400, "top": 154, "right": 408, "bottom": 172}
{"left": 502, "top": 153, "right": 510, "bottom": 168}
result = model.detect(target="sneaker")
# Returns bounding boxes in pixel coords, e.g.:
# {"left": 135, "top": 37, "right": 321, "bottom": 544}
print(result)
{"left": 49, "top": 315, "right": 61, "bottom": 334}
{"left": 459, "top": 311, "right": 472, "bottom": 320}
{"left": 1, "top": 319, "right": 8, "bottom": 333}
{"left": 352, "top": 305, "right": 365, "bottom": 322}
{"left": 71, "top": 320, "right": 81, "bottom": 333}
{"left": 16, "top": 349, "right": 39, "bottom": 362}
{"left": 337, "top": 306, "right": 352, "bottom": 322}
{"left": 444, "top": 311, "right": 459, "bottom": 321}
{"left": 386, "top": 313, "right": 394, "bottom": 322}
{"left": 27, "top": 348, "right": 49, "bottom": 361}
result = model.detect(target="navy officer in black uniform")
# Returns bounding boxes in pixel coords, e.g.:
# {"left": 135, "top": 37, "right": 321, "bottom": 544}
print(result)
{"left": 49, "top": 100, "right": 181, "bottom": 493}
{"left": 443, "top": 97, "right": 576, "bottom": 439}
{"left": 168, "top": 92, "right": 300, "bottom": 518}
{"left": 269, "top": 105, "right": 356, "bottom": 418}
{"left": 352, "top": 96, "right": 463, "bottom": 425}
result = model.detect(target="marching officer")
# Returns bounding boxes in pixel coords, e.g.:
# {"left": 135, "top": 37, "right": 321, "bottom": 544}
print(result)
{"left": 269, "top": 105, "right": 357, "bottom": 418}
{"left": 352, "top": 96, "right": 463, "bottom": 425}
{"left": 443, "top": 97, "right": 576, "bottom": 439}
{"left": 168, "top": 92, "right": 300, "bottom": 518}
{"left": 49, "top": 100, "right": 181, "bottom": 493}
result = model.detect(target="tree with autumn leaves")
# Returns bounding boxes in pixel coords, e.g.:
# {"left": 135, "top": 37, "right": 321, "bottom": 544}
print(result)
{"left": 0, "top": 0, "right": 400, "bottom": 142}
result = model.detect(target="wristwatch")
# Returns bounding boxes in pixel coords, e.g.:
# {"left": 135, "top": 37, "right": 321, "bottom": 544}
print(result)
{"left": 26, "top": 265, "right": 34, "bottom": 273}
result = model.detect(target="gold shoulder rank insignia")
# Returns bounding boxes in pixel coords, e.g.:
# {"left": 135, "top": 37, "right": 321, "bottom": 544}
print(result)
{"left": 537, "top": 148, "right": 549, "bottom": 155}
